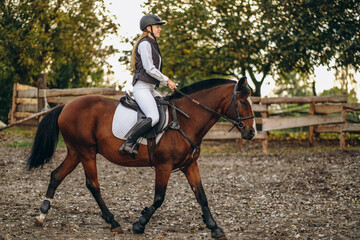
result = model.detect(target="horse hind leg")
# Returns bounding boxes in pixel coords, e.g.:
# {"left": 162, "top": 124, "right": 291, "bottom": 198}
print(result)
{"left": 35, "top": 150, "right": 80, "bottom": 226}
{"left": 82, "top": 156, "right": 123, "bottom": 233}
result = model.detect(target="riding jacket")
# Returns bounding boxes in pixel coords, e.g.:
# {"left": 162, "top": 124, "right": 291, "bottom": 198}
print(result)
{"left": 132, "top": 36, "right": 169, "bottom": 86}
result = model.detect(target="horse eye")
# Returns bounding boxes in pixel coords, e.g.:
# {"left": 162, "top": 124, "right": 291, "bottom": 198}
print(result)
{"left": 240, "top": 101, "right": 246, "bottom": 106}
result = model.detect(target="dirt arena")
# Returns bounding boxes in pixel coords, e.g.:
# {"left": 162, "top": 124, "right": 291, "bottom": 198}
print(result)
{"left": 0, "top": 136, "right": 359, "bottom": 240}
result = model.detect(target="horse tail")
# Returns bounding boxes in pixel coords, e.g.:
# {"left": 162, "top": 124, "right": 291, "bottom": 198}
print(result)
{"left": 27, "top": 105, "right": 65, "bottom": 170}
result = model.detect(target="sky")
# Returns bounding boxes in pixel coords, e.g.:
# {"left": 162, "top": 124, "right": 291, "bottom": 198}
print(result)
{"left": 103, "top": 0, "right": 359, "bottom": 98}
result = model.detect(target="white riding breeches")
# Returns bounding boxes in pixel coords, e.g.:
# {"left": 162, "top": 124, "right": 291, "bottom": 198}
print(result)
{"left": 133, "top": 81, "right": 162, "bottom": 127}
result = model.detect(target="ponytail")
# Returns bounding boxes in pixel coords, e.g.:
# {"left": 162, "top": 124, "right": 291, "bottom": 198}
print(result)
{"left": 131, "top": 32, "right": 149, "bottom": 70}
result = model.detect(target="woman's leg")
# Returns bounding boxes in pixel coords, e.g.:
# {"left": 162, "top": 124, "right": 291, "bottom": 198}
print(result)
{"left": 133, "top": 82, "right": 160, "bottom": 127}
{"left": 119, "top": 82, "right": 160, "bottom": 156}
{"left": 150, "top": 88, "right": 163, "bottom": 98}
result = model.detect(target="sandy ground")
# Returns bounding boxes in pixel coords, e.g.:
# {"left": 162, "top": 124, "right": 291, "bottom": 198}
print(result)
{"left": 0, "top": 134, "right": 359, "bottom": 240}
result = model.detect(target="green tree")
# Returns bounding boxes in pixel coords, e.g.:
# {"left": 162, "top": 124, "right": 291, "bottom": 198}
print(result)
{"left": 334, "top": 66, "right": 358, "bottom": 97}
{"left": 321, "top": 66, "right": 359, "bottom": 103}
{"left": 0, "top": 0, "right": 118, "bottom": 123}
{"left": 274, "top": 72, "right": 314, "bottom": 97}
{"left": 120, "top": 0, "right": 359, "bottom": 96}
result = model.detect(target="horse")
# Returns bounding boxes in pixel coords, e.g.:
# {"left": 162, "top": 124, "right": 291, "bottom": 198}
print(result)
{"left": 27, "top": 77, "right": 255, "bottom": 239}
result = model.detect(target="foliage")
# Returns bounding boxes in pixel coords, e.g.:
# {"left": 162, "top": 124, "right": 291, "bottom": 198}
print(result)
{"left": 319, "top": 65, "right": 358, "bottom": 104}
{"left": 120, "top": 0, "right": 360, "bottom": 96}
{"left": 0, "top": 0, "right": 118, "bottom": 123}
{"left": 333, "top": 65, "right": 358, "bottom": 102}
{"left": 320, "top": 87, "right": 358, "bottom": 103}
{"left": 274, "top": 72, "right": 315, "bottom": 97}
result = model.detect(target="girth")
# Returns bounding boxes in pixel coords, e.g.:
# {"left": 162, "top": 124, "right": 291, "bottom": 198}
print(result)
{"left": 163, "top": 100, "right": 200, "bottom": 172}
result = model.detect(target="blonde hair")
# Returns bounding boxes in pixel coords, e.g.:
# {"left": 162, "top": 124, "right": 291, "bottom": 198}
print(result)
{"left": 131, "top": 32, "right": 149, "bottom": 70}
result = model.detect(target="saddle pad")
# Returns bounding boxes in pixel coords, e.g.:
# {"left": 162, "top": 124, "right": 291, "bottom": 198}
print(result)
{"left": 112, "top": 103, "right": 168, "bottom": 145}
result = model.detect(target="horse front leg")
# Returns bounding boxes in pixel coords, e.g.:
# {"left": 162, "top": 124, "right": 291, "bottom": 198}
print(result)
{"left": 133, "top": 166, "right": 171, "bottom": 234}
{"left": 182, "top": 161, "right": 226, "bottom": 240}
{"left": 82, "top": 157, "right": 123, "bottom": 233}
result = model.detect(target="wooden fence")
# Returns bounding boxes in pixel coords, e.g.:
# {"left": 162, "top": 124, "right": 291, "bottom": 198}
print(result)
{"left": 205, "top": 94, "right": 360, "bottom": 152}
{"left": 8, "top": 82, "right": 360, "bottom": 152}
{"left": 9, "top": 82, "right": 122, "bottom": 126}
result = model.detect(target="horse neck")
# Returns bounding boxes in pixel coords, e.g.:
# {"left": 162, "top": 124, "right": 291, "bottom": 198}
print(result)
{"left": 173, "top": 85, "right": 233, "bottom": 145}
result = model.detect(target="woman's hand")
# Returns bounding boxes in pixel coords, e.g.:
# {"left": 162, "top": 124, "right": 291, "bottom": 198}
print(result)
{"left": 167, "top": 79, "right": 177, "bottom": 92}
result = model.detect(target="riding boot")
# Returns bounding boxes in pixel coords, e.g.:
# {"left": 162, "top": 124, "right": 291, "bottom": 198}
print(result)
{"left": 119, "top": 117, "right": 152, "bottom": 157}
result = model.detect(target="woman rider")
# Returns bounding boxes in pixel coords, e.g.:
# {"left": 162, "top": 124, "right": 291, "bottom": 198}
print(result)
{"left": 120, "top": 14, "right": 177, "bottom": 156}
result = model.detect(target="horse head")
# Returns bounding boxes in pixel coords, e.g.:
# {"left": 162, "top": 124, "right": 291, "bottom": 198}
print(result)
{"left": 225, "top": 77, "right": 256, "bottom": 140}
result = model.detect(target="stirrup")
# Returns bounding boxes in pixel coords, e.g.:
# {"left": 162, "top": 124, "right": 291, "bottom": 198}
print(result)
{"left": 120, "top": 143, "right": 139, "bottom": 159}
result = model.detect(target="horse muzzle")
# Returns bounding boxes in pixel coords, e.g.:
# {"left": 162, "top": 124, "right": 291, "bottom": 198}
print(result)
{"left": 241, "top": 127, "right": 255, "bottom": 140}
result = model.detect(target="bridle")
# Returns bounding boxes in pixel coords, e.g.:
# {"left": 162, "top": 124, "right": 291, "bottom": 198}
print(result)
{"left": 174, "top": 81, "right": 255, "bottom": 132}
{"left": 156, "top": 81, "right": 255, "bottom": 172}
{"left": 223, "top": 81, "right": 255, "bottom": 132}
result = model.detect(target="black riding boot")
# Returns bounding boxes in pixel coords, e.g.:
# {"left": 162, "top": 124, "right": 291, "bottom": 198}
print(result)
{"left": 119, "top": 117, "right": 152, "bottom": 157}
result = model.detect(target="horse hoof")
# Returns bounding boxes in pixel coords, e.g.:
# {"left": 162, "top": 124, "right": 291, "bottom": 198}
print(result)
{"left": 34, "top": 217, "right": 44, "bottom": 227}
{"left": 111, "top": 226, "right": 124, "bottom": 234}
{"left": 132, "top": 221, "right": 145, "bottom": 234}
{"left": 211, "top": 227, "right": 226, "bottom": 239}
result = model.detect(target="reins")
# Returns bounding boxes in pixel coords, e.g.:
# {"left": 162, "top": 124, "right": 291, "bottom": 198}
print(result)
{"left": 153, "top": 82, "right": 254, "bottom": 172}
{"left": 173, "top": 82, "right": 254, "bottom": 132}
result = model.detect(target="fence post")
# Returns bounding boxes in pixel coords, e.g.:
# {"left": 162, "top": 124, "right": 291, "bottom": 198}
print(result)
{"left": 262, "top": 104, "right": 268, "bottom": 154}
{"left": 309, "top": 101, "right": 315, "bottom": 145}
{"left": 236, "top": 138, "right": 243, "bottom": 149}
{"left": 340, "top": 106, "right": 346, "bottom": 150}
{"left": 10, "top": 83, "right": 18, "bottom": 124}
{"left": 37, "top": 74, "right": 47, "bottom": 112}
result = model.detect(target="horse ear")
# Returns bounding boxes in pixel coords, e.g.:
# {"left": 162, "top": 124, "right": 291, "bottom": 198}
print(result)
{"left": 237, "top": 76, "right": 250, "bottom": 96}
{"left": 238, "top": 76, "right": 247, "bottom": 86}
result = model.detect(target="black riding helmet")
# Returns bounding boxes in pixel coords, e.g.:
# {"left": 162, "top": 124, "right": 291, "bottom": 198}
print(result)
{"left": 140, "top": 14, "right": 166, "bottom": 31}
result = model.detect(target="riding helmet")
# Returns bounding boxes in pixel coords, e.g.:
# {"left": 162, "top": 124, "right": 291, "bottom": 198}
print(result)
{"left": 140, "top": 14, "right": 166, "bottom": 31}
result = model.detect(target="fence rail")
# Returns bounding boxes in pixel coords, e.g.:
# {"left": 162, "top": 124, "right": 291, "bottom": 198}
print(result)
{"left": 9, "top": 82, "right": 122, "bottom": 126}
{"left": 260, "top": 95, "right": 347, "bottom": 104}
{"left": 8, "top": 82, "right": 360, "bottom": 152}
{"left": 204, "top": 94, "right": 360, "bottom": 152}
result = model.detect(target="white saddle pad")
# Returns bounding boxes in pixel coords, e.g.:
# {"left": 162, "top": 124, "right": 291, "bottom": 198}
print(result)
{"left": 112, "top": 103, "right": 169, "bottom": 145}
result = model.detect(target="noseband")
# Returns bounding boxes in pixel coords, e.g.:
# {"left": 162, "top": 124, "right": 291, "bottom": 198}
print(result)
{"left": 174, "top": 81, "right": 254, "bottom": 132}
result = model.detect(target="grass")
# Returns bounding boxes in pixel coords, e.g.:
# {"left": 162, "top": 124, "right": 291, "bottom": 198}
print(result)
{"left": 269, "top": 129, "right": 360, "bottom": 141}
{"left": 201, "top": 143, "right": 239, "bottom": 154}
{"left": 1, "top": 127, "right": 66, "bottom": 148}
{"left": 1, "top": 127, "right": 359, "bottom": 153}
{"left": 56, "top": 134, "right": 66, "bottom": 148}
{"left": 7, "top": 140, "right": 34, "bottom": 148}
{"left": 3, "top": 127, "right": 36, "bottom": 138}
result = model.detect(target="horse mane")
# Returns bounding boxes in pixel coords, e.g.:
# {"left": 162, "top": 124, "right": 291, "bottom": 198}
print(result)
{"left": 166, "top": 78, "right": 236, "bottom": 100}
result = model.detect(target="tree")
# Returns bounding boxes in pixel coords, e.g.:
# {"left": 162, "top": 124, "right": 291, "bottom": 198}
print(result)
{"left": 334, "top": 66, "right": 357, "bottom": 97}
{"left": 322, "top": 66, "right": 359, "bottom": 103}
{"left": 274, "top": 72, "right": 314, "bottom": 97}
{"left": 120, "top": 0, "right": 359, "bottom": 96}
{"left": 0, "top": 0, "right": 118, "bottom": 123}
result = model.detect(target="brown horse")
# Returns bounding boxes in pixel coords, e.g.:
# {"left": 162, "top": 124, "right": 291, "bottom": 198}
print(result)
{"left": 27, "top": 77, "right": 255, "bottom": 239}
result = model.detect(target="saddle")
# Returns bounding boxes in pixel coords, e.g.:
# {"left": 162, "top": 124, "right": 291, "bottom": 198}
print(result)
{"left": 120, "top": 93, "right": 167, "bottom": 139}
{"left": 119, "top": 92, "right": 195, "bottom": 168}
